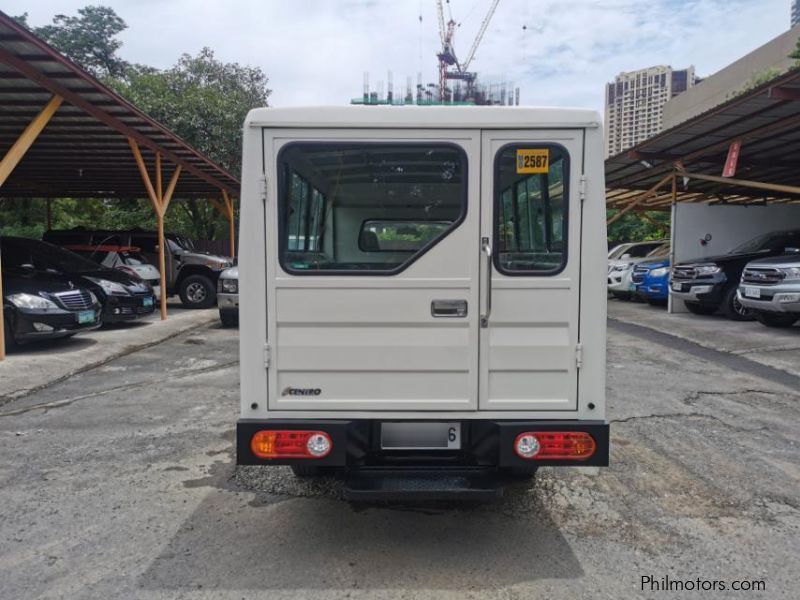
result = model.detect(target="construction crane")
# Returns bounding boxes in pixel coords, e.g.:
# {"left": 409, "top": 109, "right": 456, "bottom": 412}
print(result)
{"left": 435, "top": 0, "right": 501, "bottom": 103}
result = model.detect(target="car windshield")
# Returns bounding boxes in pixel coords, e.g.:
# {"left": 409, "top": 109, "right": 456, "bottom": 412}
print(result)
{"left": 623, "top": 242, "right": 662, "bottom": 258}
{"left": 731, "top": 230, "right": 800, "bottom": 254}
{"left": 647, "top": 244, "right": 670, "bottom": 258}
{"left": 608, "top": 245, "right": 629, "bottom": 259}
{"left": 2, "top": 238, "right": 99, "bottom": 273}
{"left": 169, "top": 235, "right": 195, "bottom": 251}
{"left": 119, "top": 251, "right": 148, "bottom": 265}
{"left": 2, "top": 238, "right": 101, "bottom": 274}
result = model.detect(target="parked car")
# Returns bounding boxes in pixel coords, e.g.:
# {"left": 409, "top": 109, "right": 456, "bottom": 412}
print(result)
{"left": 2, "top": 237, "right": 156, "bottom": 324}
{"left": 63, "top": 244, "right": 161, "bottom": 298}
{"left": 632, "top": 246, "right": 671, "bottom": 305}
{"left": 2, "top": 245, "right": 102, "bottom": 350}
{"left": 217, "top": 266, "right": 238, "bottom": 327}
{"left": 737, "top": 252, "right": 800, "bottom": 328}
{"left": 671, "top": 229, "right": 800, "bottom": 321}
{"left": 608, "top": 241, "right": 668, "bottom": 300}
{"left": 44, "top": 228, "right": 233, "bottom": 309}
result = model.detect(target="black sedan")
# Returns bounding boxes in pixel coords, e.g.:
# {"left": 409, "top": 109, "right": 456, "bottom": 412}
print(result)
{"left": 1, "top": 237, "right": 156, "bottom": 324}
{"left": 2, "top": 264, "right": 102, "bottom": 349}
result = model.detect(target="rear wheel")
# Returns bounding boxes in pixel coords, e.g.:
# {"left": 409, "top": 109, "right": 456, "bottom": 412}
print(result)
{"left": 721, "top": 285, "right": 754, "bottom": 321}
{"left": 179, "top": 275, "right": 216, "bottom": 309}
{"left": 684, "top": 301, "right": 717, "bottom": 316}
{"left": 754, "top": 312, "right": 798, "bottom": 328}
{"left": 219, "top": 311, "right": 238, "bottom": 327}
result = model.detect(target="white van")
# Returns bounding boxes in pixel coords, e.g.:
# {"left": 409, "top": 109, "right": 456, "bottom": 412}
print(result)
{"left": 237, "top": 106, "right": 608, "bottom": 500}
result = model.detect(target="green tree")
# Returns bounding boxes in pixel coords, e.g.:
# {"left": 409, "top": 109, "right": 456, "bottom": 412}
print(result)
{"left": 15, "top": 6, "right": 129, "bottom": 78}
{"left": 606, "top": 210, "right": 670, "bottom": 246}
{"left": 6, "top": 7, "right": 270, "bottom": 242}
{"left": 109, "top": 49, "right": 270, "bottom": 239}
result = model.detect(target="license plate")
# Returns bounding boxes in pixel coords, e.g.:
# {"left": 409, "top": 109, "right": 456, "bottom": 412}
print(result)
{"left": 381, "top": 422, "right": 461, "bottom": 450}
{"left": 744, "top": 286, "right": 761, "bottom": 299}
{"left": 77, "top": 310, "right": 95, "bottom": 324}
{"left": 143, "top": 296, "right": 154, "bottom": 307}
{"left": 671, "top": 282, "right": 682, "bottom": 291}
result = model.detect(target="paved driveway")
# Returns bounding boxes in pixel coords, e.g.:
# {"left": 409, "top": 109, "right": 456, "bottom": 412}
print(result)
{"left": 0, "top": 313, "right": 796, "bottom": 598}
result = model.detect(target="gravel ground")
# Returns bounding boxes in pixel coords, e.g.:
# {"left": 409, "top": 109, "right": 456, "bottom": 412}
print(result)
{"left": 0, "top": 314, "right": 798, "bottom": 599}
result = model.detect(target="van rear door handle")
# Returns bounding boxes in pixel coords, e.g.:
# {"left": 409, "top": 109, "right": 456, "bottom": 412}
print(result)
{"left": 431, "top": 299, "right": 468, "bottom": 317}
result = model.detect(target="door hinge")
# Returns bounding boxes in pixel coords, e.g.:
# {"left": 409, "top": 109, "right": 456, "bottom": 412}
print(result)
{"left": 575, "top": 343, "right": 583, "bottom": 369}
{"left": 260, "top": 174, "right": 268, "bottom": 203}
{"left": 579, "top": 175, "right": 587, "bottom": 203}
{"left": 263, "top": 342, "right": 271, "bottom": 369}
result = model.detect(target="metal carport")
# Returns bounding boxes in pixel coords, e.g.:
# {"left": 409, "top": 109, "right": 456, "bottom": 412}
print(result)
{"left": 0, "top": 12, "right": 239, "bottom": 359}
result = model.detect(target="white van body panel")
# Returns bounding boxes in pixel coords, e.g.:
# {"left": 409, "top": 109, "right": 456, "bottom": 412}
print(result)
{"left": 238, "top": 107, "right": 606, "bottom": 423}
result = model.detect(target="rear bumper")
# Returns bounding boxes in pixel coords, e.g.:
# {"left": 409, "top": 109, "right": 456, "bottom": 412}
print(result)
{"left": 236, "top": 419, "right": 610, "bottom": 469}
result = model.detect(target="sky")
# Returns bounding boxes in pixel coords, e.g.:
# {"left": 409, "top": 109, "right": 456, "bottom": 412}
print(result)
{"left": 7, "top": 0, "right": 794, "bottom": 113}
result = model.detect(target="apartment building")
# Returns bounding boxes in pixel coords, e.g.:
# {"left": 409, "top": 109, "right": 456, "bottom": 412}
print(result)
{"left": 604, "top": 65, "right": 697, "bottom": 157}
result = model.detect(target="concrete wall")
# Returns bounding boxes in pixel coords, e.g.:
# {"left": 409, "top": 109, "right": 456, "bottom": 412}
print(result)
{"left": 663, "top": 26, "right": 800, "bottom": 128}
{"left": 669, "top": 203, "right": 800, "bottom": 312}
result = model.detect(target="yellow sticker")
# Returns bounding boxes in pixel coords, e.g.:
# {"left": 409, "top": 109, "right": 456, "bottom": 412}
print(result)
{"left": 516, "top": 149, "right": 549, "bottom": 174}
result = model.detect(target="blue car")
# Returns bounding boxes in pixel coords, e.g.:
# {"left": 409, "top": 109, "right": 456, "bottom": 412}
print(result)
{"left": 632, "top": 253, "right": 671, "bottom": 305}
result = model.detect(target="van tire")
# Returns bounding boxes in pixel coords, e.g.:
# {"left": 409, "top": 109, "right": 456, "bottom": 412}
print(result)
{"left": 754, "top": 312, "right": 798, "bottom": 328}
{"left": 290, "top": 465, "right": 322, "bottom": 477}
{"left": 684, "top": 301, "right": 716, "bottom": 316}
{"left": 219, "top": 311, "right": 238, "bottom": 327}
{"left": 179, "top": 275, "right": 216, "bottom": 309}
{"left": 721, "top": 285, "right": 754, "bottom": 321}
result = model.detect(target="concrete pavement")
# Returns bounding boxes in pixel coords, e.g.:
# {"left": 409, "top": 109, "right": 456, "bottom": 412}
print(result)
{"left": 0, "top": 313, "right": 797, "bottom": 598}
{"left": 0, "top": 303, "right": 218, "bottom": 404}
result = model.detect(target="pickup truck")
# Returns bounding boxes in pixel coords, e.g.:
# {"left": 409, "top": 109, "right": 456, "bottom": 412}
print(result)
{"left": 670, "top": 229, "right": 800, "bottom": 320}
{"left": 737, "top": 253, "right": 800, "bottom": 328}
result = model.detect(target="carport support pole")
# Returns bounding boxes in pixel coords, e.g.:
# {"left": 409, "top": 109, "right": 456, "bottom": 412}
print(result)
{"left": 222, "top": 190, "right": 235, "bottom": 258}
{"left": 129, "top": 139, "right": 181, "bottom": 321}
{"left": 668, "top": 174, "right": 678, "bottom": 314}
{"left": 0, "top": 94, "right": 64, "bottom": 360}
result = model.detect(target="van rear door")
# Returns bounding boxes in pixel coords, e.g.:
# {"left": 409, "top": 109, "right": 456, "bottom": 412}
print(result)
{"left": 478, "top": 130, "right": 583, "bottom": 411}
{"left": 265, "top": 130, "right": 481, "bottom": 411}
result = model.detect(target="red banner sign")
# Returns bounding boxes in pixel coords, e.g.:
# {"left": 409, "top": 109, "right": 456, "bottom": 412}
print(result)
{"left": 723, "top": 140, "right": 742, "bottom": 178}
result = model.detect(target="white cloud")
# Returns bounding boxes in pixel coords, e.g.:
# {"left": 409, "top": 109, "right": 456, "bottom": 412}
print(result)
{"left": 9, "top": 0, "right": 792, "bottom": 111}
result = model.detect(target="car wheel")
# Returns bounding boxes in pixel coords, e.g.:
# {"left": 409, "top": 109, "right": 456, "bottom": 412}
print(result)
{"left": 646, "top": 298, "right": 666, "bottom": 307}
{"left": 219, "top": 311, "right": 238, "bottom": 327}
{"left": 721, "top": 285, "right": 754, "bottom": 321}
{"left": 611, "top": 291, "right": 630, "bottom": 300}
{"left": 754, "top": 312, "right": 798, "bottom": 328}
{"left": 684, "top": 301, "right": 717, "bottom": 316}
{"left": 179, "top": 275, "right": 216, "bottom": 309}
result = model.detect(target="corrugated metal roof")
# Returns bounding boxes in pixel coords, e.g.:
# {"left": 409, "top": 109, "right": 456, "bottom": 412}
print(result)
{"left": 606, "top": 66, "right": 800, "bottom": 210}
{"left": 0, "top": 12, "right": 239, "bottom": 198}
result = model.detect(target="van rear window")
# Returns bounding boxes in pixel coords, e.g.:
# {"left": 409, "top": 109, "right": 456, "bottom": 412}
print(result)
{"left": 277, "top": 143, "right": 467, "bottom": 274}
{"left": 494, "top": 144, "right": 569, "bottom": 275}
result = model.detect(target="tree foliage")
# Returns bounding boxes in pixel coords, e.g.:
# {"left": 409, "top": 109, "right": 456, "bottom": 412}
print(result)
{"left": 15, "top": 6, "right": 129, "bottom": 78}
{"left": 4, "top": 6, "right": 270, "bottom": 241}
{"left": 606, "top": 210, "right": 670, "bottom": 246}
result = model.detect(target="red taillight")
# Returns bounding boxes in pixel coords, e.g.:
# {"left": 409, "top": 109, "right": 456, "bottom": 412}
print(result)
{"left": 514, "top": 431, "right": 596, "bottom": 461}
{"left": 251, "top": 430, "right": 332, "bottom": 459}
